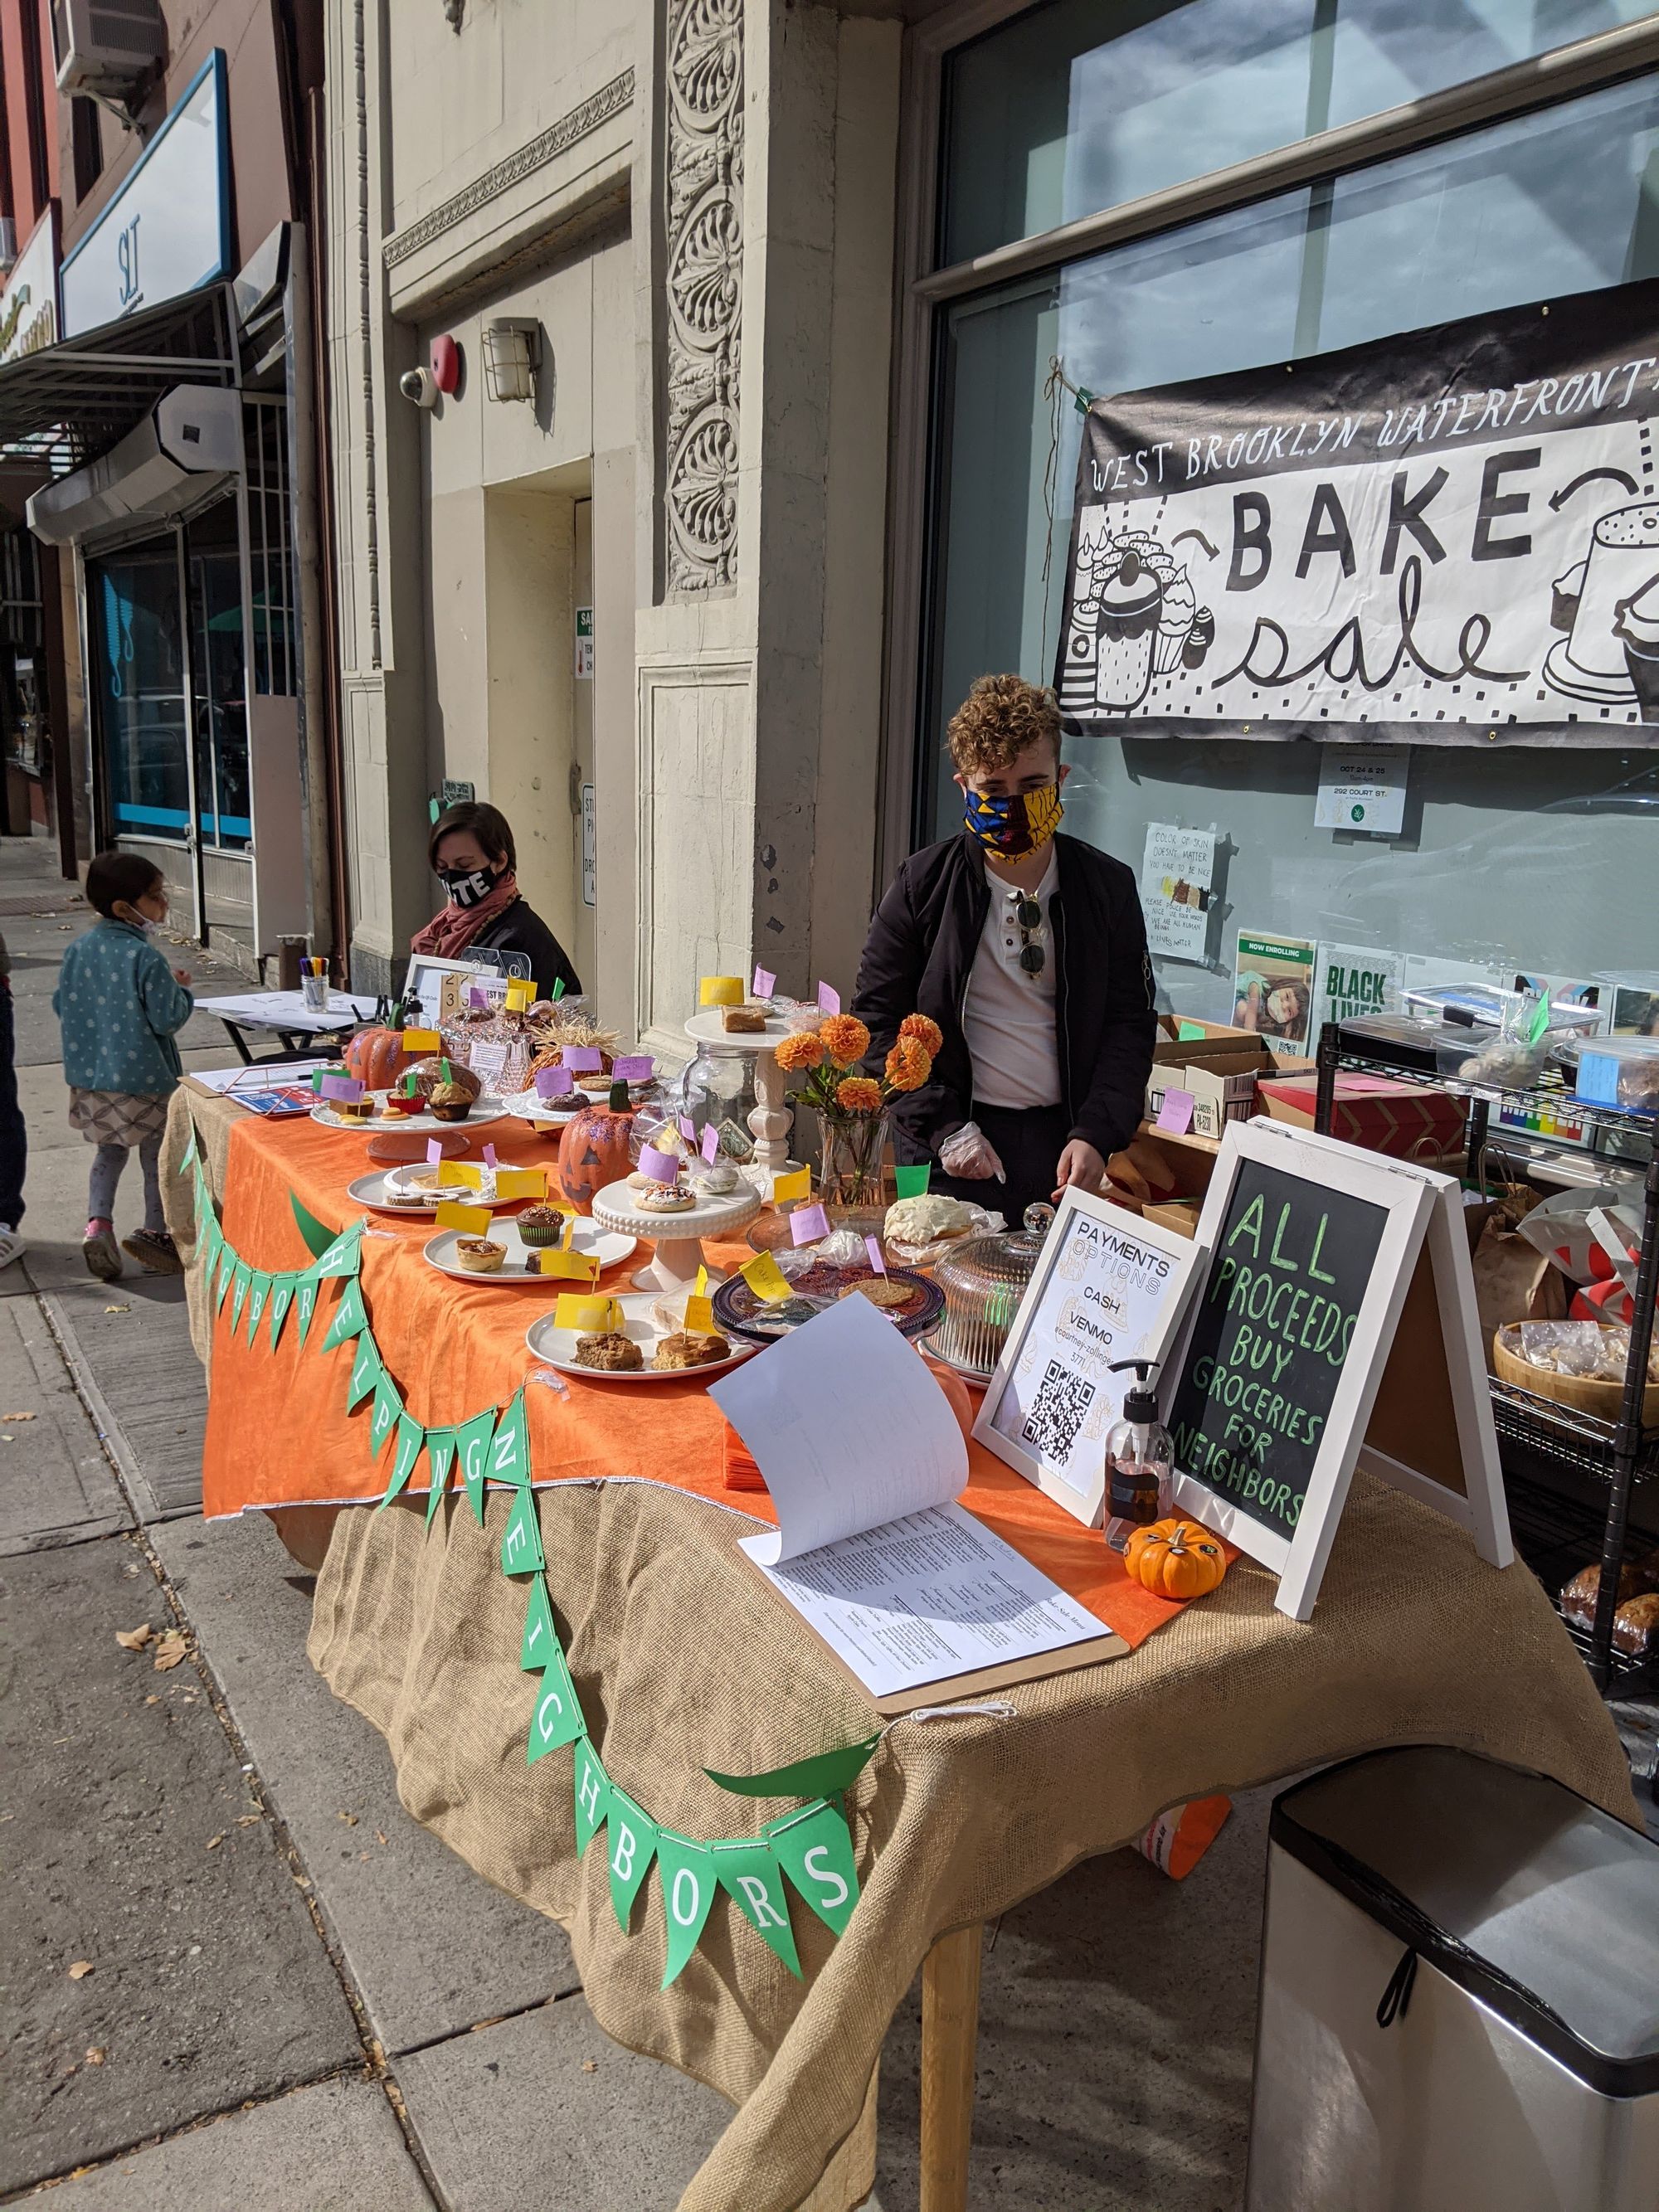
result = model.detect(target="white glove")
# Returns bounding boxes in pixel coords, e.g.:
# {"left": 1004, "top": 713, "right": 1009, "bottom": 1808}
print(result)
{"left": 939, "top": 1121, "right": 1005, "bottom": 1181}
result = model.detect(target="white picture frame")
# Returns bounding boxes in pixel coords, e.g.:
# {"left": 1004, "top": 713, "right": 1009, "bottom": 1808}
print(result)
{"left": 401, "top": 950, "right": 533, "bottom": 1030}
{"left": 1160, "top": 1117, "right": 1507, "bottom": 1621}
{"left": 973, "top": 1189, "right": 1204, "bottom": 1528}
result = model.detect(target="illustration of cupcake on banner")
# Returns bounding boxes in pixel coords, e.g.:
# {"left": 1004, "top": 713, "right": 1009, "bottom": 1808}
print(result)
{"left": 1060, "top": 513, "right": 1214, "bottom": 717}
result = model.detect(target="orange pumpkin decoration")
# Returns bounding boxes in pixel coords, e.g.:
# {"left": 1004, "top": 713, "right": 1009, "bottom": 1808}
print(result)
{"left": 557, "top": 1090, "right": 635, "bottom": 1214}
{"left": 344, "top": 1024, "right": 413, "bottom": 1091}
{"left": 1122, "top": 1519, "right": 1228, "bottom": 1602}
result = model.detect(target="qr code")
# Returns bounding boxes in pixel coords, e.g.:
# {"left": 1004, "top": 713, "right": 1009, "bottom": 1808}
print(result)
{"left": 1020, "top": 1359, "right": 1096, "bottom": 1463}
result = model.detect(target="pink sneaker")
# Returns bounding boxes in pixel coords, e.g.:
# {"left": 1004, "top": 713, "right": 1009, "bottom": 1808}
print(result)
{"left": 83, "top": 1225, "right": 122, "bottom": 1281}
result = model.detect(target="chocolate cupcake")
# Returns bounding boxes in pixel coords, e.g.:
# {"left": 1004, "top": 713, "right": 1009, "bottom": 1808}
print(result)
{"left": 517, "top": 1203, "right": 568, "bottom": 1248}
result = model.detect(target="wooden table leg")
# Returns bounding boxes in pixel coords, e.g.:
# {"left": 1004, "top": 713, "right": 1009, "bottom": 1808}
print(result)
{"left": 920, "top": 1921, "right": 983, "bottom": 2212}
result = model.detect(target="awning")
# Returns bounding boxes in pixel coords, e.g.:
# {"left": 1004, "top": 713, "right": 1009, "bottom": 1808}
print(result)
{"left": 0, "top": 285, "right": 236, "bottom": 479}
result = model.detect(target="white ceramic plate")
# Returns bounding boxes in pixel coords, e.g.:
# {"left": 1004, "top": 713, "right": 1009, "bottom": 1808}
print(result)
{"left": 422, "top": 1218, "right": 635, "bottom": 1283}
{"left": 311, "top": 1090, "right": 509, "bottom": 1133}
{"left": 524, "top": 1291, "right": 752, "bottom": 1382}
{"left": 348, "top": 1169, "right": 484, "bottom": 1217}
{"left": 494, "top": 1091, "right": 585, "bottom": 1127}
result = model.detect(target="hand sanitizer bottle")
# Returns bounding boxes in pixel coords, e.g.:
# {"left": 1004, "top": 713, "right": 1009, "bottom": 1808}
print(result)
{"left": 1102, "top": 1359, "right": 1173, "bottom": 1553}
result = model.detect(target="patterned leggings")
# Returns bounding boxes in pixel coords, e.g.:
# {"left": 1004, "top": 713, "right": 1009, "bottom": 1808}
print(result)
{"left": 89, "top": 1137, "right": 164, "bottom": 1233}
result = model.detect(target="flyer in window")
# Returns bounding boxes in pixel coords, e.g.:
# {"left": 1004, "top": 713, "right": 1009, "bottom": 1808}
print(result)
{"left": 1312, "top": 943, "right": 1403, "bottom": 1030}
{"left": 1232, "top": 931, "right": 1316, "bottom": 1057}
{"left": 1139, "top": 823, "right": 1216, "bottom": 962}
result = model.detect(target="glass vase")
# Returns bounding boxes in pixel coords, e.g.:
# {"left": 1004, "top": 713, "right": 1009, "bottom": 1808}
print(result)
{"left": 814, "top": 1108, "right": 890, "bottom": 1213}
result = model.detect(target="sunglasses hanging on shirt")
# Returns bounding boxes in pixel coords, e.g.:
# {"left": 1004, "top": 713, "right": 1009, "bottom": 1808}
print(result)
{"left": 1014, "top": 896, "right": 1045, "bottom": 977}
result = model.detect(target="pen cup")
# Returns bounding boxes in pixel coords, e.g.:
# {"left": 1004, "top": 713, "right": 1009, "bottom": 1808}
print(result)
{"left": 301, "top": 971, "right": 330, "bottom": 1014}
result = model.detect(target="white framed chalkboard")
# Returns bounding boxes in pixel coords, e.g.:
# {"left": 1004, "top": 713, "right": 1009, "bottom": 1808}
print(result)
{"left": 974, "top": 1190, "right": 1202, "bottom": 1527}
{"left": 1161, "top": 1117, "right": 1507, "bottom": 1620}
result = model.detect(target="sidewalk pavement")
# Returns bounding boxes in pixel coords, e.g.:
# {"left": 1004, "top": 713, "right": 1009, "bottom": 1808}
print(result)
{"left": 2, "top": 833, "right": 1652, "bottom": 2210}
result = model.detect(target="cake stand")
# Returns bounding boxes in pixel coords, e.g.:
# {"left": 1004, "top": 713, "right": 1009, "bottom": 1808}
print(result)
{"left": 681, "top": 1009, "right": 800, "bottom": 1189}
{"left": 590, "top": 1177, "right": 763, "bottom": 1293}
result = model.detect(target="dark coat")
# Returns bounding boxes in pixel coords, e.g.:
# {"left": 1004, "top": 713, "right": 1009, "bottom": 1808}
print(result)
{"left": 851, "top": 830, "right": 1156, "bottom": 1163}
{"left": 469, "top": 899, "right": 582, "bottom": 1001}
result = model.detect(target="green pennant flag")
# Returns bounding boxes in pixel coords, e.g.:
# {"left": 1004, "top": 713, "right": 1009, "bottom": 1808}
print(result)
{"left": 199, "top": 1217, "right": 222, "bottom": 1277}
{"left": 213, "top": 1245, "right": 235, "bottom": 1311}
{"left": 527, "top": 1652, "right": 585, "bottom": 1765}
{"left": 314, "top": 1223, "right": 363, "bottom": 1280}
{"left": 266, "top": 1276, "right": 295, "bottom": 1349}
{"left": 424, "top": 1427, "right": 456, "bottom": 1526}
{"left": 293, "top": 1272, "right": 321, "bottom": 1349}
{"left": 229, "top": 1262, "right": 252, "bottom": 1332}
{"left": 606, "top": 1790, "right": 659, "bottom": 1932}
{"left": 455, "top": 1407, "right": 498, "bottom": 1524}
{"left": 706, "top": 1729, "right": 883, "bottom": 1801}
{"left": 369, "top": 1372, "right": 403, "bottom": 1459}
{"left": 766, "top": 1800, "right": 859, "bottom": 1937}
{"left": 346, "top": 1331, "right": 382, "bottom": 1412}
{"left": 520, "top": 1573, "right": 557, "bottom": 1672}
{"left": 573, "top": 1738, "right": 611, "bottom": 1858}
{"left": 321, "top": 1277, "right": 368, "bottom": 1351}
{"left": 499, "top": 1484, "right": 544, "bottom": 1577}
{"left": 713, "top": 1840, "right": 801, "bottom": 1977}
{"left": 289, "top": 1191, "right": 338, "bottom": 1260}
{"left": 180, "top": 1130, "right": 197, "bottom": 1172}
{"left": 244, "top": 1271, "right": 271, "bottom": 1344}
{"left": 655, "top": 1831, "right": 718, "bottom": 1988}
{"left": 376, "top": 1412, "right": 425, "bottom": 1509}
{"left": 487, "top": 1391, "right": 530, "bottom": 1487}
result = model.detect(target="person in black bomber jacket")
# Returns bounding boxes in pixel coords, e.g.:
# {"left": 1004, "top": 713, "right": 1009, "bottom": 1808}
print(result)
{"left": 853, "top": 673, "right": 1155, "bottom": 1225}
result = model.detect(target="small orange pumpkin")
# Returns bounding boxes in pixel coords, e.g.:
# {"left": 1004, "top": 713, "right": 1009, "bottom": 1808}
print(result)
{"left": 345, "top": 1024, "right": 413, "bottom": 1091}
{"left": 1122, "top": 1519, "right": 1228, "bottom": 1602}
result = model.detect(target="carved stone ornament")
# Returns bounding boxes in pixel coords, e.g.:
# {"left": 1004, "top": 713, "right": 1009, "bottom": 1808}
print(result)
{"left": 664, "top": 0, "right": 742, "bottom": 594}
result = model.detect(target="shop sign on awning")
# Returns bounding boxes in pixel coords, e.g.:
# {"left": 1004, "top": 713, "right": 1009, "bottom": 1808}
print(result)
{"left": 0, "top": 206, "right": 61, "bottom": 367}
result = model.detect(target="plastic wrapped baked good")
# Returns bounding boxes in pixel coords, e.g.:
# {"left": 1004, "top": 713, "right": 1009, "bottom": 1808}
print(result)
{"left": 1560, "top": 1558, "right": 1659, "bottom": 1629}
{"left": 1613, "top": 1591, "right": 1659, "bottom": 1658}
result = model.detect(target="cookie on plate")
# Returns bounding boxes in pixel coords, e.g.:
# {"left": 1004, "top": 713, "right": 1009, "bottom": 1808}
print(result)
{"left": 635, "top": 1181, "right": 696, "bottom": 1214}
{"left": 839, "top": 1277, "right": 913, "bottom": 1310}
{"left": 652, "top": 1330, "right": 728, "bottom": 1370}
{"left": 574, "top": 1331, "right": 644, "bottom": 1371}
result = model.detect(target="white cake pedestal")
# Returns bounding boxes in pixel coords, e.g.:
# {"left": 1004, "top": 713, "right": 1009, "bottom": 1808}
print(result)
{"left": 681, "top": 1010, "right": 799, "bottom": 1188}
{"left": 590, "top": 1178, "right": 763, "bottom": 1294}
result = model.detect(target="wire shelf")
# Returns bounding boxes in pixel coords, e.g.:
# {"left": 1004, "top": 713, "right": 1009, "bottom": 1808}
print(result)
{"left": 1503, "top": 1470, "right": 1659, "bottom": 1700}
{"left": 1489, "top": 1376, "right": 1659, "bottom": 1487}
{"left": 1332, "top": 1042, "right": 1655, "bottom": 1150}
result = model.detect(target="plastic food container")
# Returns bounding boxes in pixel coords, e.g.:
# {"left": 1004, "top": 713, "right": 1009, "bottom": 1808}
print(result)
{"left": 930, "top": 1208, "right": 1053, "bottom": 1378}
{"left": 1573, "top": 1036, "right": 1659, "bottom": 1113}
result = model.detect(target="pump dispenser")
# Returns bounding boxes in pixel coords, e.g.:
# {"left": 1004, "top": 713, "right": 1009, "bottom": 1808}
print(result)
{"left": 1102, "top": 1358, "right": 1174, "bottom": 1548}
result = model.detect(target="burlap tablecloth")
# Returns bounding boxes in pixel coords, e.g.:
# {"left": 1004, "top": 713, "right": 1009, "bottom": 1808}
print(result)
{"left": 163, "top": 1088, "right": 1641, "bottom": 2212}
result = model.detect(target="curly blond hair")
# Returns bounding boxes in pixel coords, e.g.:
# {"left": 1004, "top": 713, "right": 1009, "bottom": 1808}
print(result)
{"left": 947, "top": 673, "right": 1062, "bottom": 778}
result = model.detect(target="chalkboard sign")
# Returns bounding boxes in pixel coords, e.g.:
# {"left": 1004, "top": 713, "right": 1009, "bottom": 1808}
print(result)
{"left": 1166, "top": 1159, "right": 1389, "bottom": 1540}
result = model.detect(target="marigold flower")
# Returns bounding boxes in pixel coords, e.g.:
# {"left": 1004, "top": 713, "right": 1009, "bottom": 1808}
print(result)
{"left": 835, "top": 1076, "right": 883, "bottom": 1115}
{"left": 884, "top": 1038, "right": 932, "bottom": 1092}
{"left": 776, "top": 1029, "right": 825, "bottom": 1072}
{"left": 819, "top": 1013, "right": 872, "bottom": 1068}
{"left": 898, "top": 1013, "right": 944, "bottom": 1057}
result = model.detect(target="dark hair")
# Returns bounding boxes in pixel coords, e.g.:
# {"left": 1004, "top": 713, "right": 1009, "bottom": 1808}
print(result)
{"left": 428, "top": 801, "right": 515, "bottom": 875}
{"left": 85, "top": 850, "right": 165, "bottom": 919}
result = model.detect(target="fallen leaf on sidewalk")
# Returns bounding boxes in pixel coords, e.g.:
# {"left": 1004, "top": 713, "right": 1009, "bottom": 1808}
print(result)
{"left": 236, "top": 1813, "right": 260, "bottom": 1827}
{"left": 85, "top": 2048, "right": 106, "bottom": 2066}
{"left": 67, "top": 1961, "right": 94, "bottom": 1981}
{"left": 206, "top": 1834, "right": 223, "bottom": 1850}
{"left": 375, "top": 1830, "right": 387, "bottom": 1845}
{"left": 114, "top": 1625, "right": 155, "bottom": 1652}
{"left": 337, "top": 1811, "right": 358, "bottom": 1827}
{"left": 2, "top": 1411, "right": 36, "bottom": 1422}
{"left": 581, "top": 2059, "right": 597, "bottom": 2073}
{"left": 144, "top": 1694, "right": 159, "bottom": 1706}
{"left": 152, "top": 1631, "right": 188, "bottom": 1672}
{"left": 104, "top": 1305, "right": 129, "bottom": 1315}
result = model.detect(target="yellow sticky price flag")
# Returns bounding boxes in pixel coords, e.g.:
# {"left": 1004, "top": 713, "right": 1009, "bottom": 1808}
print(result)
{"left": 435, "top": 1200, "right": 493, "bottom": 1235}
{"left": 402, "top": 1028, "right": 440, "bottom": 1053}
{"left": 698, "top": 975, "right": 744, "bottom": 1007}
{"left": 741, "top": 1251, "right": 794, "bottom": 1305}
{"left": 685, "top": 1293, "right": 717, "bottom": 1333}
{"left": 540, "top": 1247, "right": 601, "bottom": 1282}
{"left": 693, "top": 1264, "right": 708, "bottom": 1298}
{"left": 562, "top": 1212, "right": 577, "bottom": 1251}
{"left": 771, "top": 1166, "right": 811, "bottom": 1205}
{"left": 493, "top": 1166, "right": 547, "bottom": 1200}
{"left": 449, "top": 1162, "right": 489, "bottom": 1189}
{"left": 554, "top": 1291, "right": 618, "bottom": 1330}
{"left": 505, "top": 979, "right": 534, "bottom": 1011}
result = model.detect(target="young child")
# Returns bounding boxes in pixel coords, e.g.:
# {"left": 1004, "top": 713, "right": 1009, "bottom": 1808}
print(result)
{"left": 54, "top": 853, "right": 194, "bottom": 1281}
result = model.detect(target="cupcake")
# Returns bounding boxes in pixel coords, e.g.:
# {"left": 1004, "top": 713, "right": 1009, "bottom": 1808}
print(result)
{"left": 427, "top": 1082, "right": 474, "bottom": 1124}
{"left": 454, "top": 1237, "right": 504, "bottom": 1275}
{"left": 517, "top": 1203, "right": 568, "bottom": 1248}
{"left": 1153, "top": 566, "right": 1197, "bottom": 673}
{"left": 1094, "top": 544, "right": 1163, "bottom": 711}
{"left": 409, "top": 1058, "right": 483, "bottom": 1103}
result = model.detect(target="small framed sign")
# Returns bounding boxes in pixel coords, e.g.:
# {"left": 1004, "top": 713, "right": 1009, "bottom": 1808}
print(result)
{"left": 974, "top": 1190, "right": 1203, "bottom": 1527}
{"left": 401, "top": 950, "right": 533, "bottom": 1028}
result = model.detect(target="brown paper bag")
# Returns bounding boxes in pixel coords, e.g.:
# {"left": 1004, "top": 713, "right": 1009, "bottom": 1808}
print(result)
{"left": 1471, "top": 1191, "right": 1569, "bottom": 1371}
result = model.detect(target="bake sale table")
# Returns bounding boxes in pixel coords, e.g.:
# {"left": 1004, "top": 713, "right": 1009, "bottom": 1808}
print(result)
{"left": 162, "top": 1083, "right": 1642, "bottom": 2212}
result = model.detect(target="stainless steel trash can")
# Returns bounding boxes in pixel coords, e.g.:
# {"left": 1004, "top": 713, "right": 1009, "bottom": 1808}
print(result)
{"left": 1245, "top": 1746, "right": 1659, "bottom": 2212}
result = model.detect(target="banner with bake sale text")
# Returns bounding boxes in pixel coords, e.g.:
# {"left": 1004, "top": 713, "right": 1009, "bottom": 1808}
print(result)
{"left": 1056, "top": 276, "right": 1659, "bottom": 746}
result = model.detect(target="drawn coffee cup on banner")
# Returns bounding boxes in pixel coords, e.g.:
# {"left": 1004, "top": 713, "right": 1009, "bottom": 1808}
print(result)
{"left": 1544, "top": 498, "right": 1659, "bottom": 712}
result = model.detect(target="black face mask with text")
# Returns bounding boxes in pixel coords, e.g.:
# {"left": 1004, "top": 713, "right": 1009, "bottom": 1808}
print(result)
{"left": 439, "top": 866, "right": 494, "bottom": 909}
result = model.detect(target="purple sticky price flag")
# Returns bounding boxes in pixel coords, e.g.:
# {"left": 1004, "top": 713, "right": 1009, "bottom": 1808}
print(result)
{"left": 564, "top": 1047, "right": 602, "bottom": 1074}
{"left": 678, "top": 1115, "right": 697, "bottom": 1144}
{"left": 639, "top": 1145, "right": 681, "bottom": 1184}
{"left": 864, "top": 1234, "right": 887, "bottom": 1276}
{"left": 816, "top": 980, "right": 841, "bottom": 1015}
{"left": 468, "top": 985, "right": 489, "bottom": 1009}
{"left": 790, "top": 1202, "right": 831, "bottom": 1246}
{"left": 752, "top": 965, "right": 776, "bottom": 998}
{"left": 535, "top": 1064, "right": 574, "bottom": 1099}
{"left": 426, "top": 1138, "right": 444, "bottom": 1166}
{"left": 1156, "top": 1088, "right": 1195, "bottom": 1135}
{"left": 319, "top": 1073, "right": 364, "bottom": 1103}
{"left": 701, "top": 1124, "right": 719, "bottom": 1163}
{"left": 484, "top": 1143, "right": 499, "bottom": 1169}
{"left": 612, "top": 1055, "right": 654, "bottom": 1082}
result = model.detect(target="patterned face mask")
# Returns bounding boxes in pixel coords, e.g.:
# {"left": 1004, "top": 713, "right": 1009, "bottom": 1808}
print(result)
{"left": 961, "top": 781, "right": 1063, "bottom": 858}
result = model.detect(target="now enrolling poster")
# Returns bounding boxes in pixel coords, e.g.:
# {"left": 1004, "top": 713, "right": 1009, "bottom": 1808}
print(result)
{"left": 1056, "top": 275, "right": 1659, "bottom": 746}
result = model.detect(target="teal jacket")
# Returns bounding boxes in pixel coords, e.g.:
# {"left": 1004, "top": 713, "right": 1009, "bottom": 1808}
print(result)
{"left": 54, "top": 919, "right": 194, "bottom": 1096}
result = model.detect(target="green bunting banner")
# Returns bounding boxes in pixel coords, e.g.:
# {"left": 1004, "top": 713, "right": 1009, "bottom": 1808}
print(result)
{"left": 185, "top": 1145, "right": 868, "bottom": 1988}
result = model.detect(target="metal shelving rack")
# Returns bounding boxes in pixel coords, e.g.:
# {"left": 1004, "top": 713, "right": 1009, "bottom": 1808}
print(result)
{"left": 1314, "top": 1023, "right": 1659, "bottom": 1704}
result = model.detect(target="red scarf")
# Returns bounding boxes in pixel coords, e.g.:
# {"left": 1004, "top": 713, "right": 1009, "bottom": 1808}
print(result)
{"left": 410, "top": 869, "right": 523, "bottom": 962}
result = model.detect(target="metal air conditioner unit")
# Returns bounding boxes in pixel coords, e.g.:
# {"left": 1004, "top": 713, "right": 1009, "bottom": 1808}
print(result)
{"left": 50, "top": 0, "right": 165, "bottom": 124}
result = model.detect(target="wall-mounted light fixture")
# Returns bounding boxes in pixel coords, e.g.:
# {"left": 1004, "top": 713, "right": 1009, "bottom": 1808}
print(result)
{"left": 482, "top": 318, "right": 542, "bottom": 404}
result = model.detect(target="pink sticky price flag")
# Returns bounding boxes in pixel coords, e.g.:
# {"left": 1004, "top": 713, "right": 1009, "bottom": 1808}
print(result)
{"left": 678, "top": 1115, "right": 697, "bottom": 1144}
{"left": 864, "top": 1234, "right": 887, "bottom": 1276}
{"left": 700, "top": 1124, "right": 719, "bottom": 1163}
{"left": 484, "top": 1143, "right": 499, "bottom": 1169}
{"left": 426, "top": 1139, "right": 444, "bottom": 1165}
{"left": 612, "top": 1055, "right": 654, "bottom": 1082}
{"left": 639, "top": 1145, "right": 681, "bottom": 1184}
{"left": 535, "top": 1065, "right": 574, "bottom": 1099}
{"left": 752, "top": 965, "right": 776, "bottom": 998}
{"left": 1156, "top": 1088, "right": 1195, "bottom": 1135}
{"left": 319, "top": 1073, "right": 364, "bottom": 1103}
{"left": 816, "top": 980, "right": 841, "bottom": 1015}
{"left": 564, "top": 1047, "right": 602, "bottom": 1074}
{"left": 790, "top": 1202, "right": 830, "bottom": 1246}
{"left": 468, "top": 985, "right": 489, "bottom": 1009}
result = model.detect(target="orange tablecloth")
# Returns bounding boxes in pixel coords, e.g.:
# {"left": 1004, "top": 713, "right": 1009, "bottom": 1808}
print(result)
{"left": 189, "top": 1101, "right": 1186, "bottom": 1650}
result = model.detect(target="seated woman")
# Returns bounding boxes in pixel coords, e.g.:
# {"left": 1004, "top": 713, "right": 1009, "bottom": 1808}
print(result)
{"left": 411, "top": 801, "right": 581, "bottom": 1001}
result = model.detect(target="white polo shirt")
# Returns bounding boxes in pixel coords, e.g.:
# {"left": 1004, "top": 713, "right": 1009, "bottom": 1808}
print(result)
{"left": 962, "top": 847, "right": 1062, "bottom": 1111}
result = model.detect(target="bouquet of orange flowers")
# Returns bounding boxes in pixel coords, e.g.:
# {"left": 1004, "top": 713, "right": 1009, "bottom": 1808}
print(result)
{"left": 774, "top": 1010, "right": 943, "bottom": 1206}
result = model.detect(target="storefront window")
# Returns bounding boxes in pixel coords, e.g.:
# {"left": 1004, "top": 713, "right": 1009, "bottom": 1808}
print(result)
{"left": 922, "top": 61, "right": 1659, "bottom": 1008}
{"left": 90, "top": 538, "right": 190, "bottom": 839}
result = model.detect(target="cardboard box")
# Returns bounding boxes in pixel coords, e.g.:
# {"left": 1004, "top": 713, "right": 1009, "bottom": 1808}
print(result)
{"left": 1258, "top": 1072, "right": 1466, "bottom": 1161}
{"left": 1142, "top": 1197, "right": 1204, "bottom": 1241}
{"left": 1147, "top": 1028, "right": 1314, "bottom": 1139}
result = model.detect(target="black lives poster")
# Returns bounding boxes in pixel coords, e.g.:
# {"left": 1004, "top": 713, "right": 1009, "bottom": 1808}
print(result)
{"left": 1055, "top": 275, "right": 1659, "bottom": 746}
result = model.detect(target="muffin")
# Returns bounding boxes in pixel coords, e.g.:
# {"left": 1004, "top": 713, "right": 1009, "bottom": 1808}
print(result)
{"left": 517, "top": 1203, "right": 568, "bottom": 1248}
{"left": 454, "top": 1237, "right": 504, "bottom": 1275}
{"left": 427, "top": 1082, "right": 475, "bottom": 1124}
{"left": 653, "top": 1330, "right": 729, "bottom": 1370}
{"left": 635, "top": 1180, "right": 696, "bottom": 1215}
{"left": 410, "top": 1058, "right": 484, "bottom": 1103}
{"left": 574, "top": 1330, "right": 644, "bottom": 1372}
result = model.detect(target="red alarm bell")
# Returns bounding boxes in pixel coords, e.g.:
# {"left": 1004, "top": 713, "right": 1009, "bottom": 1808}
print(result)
{"left": 431, "top": 335, "right": 461, "bottom": 396}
